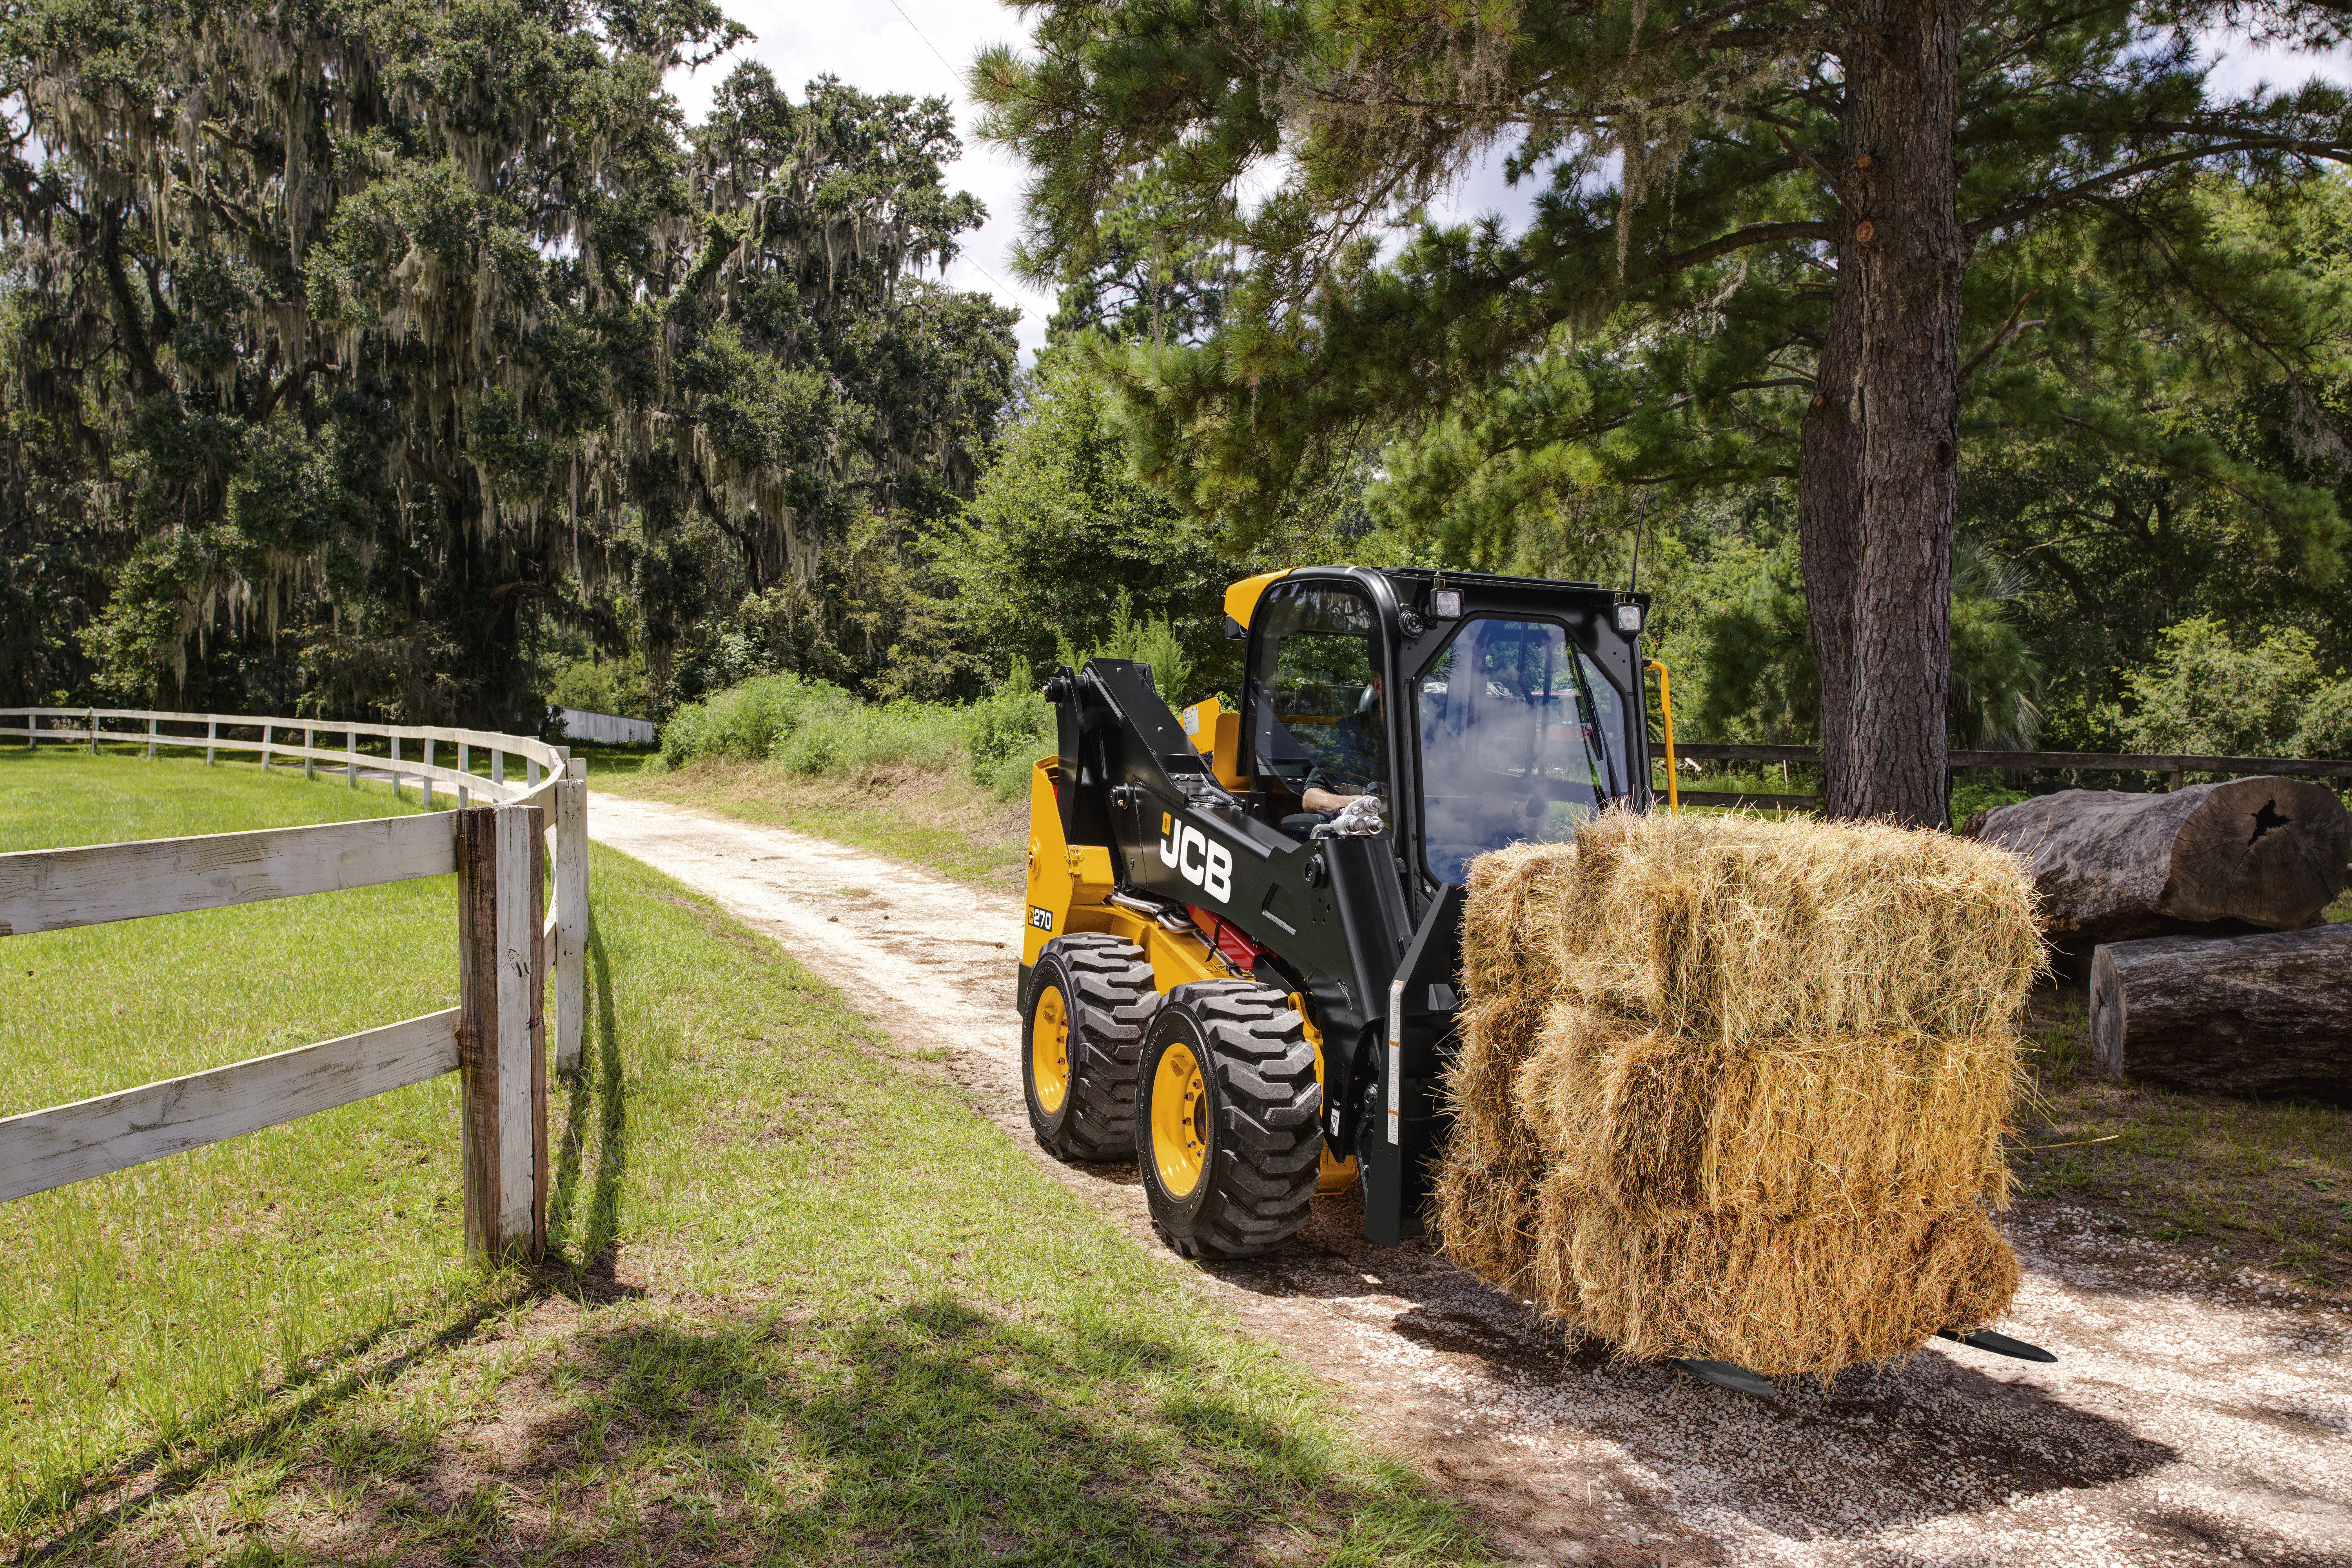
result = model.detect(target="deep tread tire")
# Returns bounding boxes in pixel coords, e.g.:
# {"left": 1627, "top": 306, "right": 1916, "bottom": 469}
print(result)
{"left": 1136, "top": 981, "right": 1322, "bottom": 1259}
{"left": 1023, "top": 936, "right": 1157, "bottom": 1163}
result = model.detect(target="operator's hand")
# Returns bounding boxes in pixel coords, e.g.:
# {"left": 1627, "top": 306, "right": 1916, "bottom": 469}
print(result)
{"left": 1301, "top": 784, "right": 1357, "bottom": 813}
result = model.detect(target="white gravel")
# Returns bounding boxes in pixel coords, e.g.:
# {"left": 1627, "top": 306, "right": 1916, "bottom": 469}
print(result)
{"left": 590, "top": 790, "right": 2352, "bottom": 1566}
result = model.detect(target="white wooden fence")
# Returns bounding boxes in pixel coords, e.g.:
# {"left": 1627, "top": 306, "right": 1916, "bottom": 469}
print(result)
{"left": 0, "top": 709, "right": 590, "bottom": 1262}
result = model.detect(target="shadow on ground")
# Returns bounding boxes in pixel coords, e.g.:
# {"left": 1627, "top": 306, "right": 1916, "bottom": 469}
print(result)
{"left": 1194, "top": 1187, "right": 2177, "bottom": 1555}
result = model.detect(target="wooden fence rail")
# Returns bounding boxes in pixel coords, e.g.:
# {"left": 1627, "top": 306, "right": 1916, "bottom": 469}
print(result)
{"left": 0, "top": 710, "right": 592, "bottom": 1261}
{"left": 1, "top": 707, "right": 573, "bottom": 810}
{"left": 1648, "top": 741, "right": 2352, "bottom": 810}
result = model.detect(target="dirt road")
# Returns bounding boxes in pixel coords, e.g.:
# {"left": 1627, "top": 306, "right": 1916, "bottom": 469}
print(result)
{"left": 588, "top": 791, "right": 2352, "bottom": 1567}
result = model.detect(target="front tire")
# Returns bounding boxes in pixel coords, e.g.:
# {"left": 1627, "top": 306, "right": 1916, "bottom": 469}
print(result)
{"left": 1136, "top": 982, "right": 1322, "bottom": 1259}
{"left": 1023, "top": 936, "right": 1156, "bottom": 1162}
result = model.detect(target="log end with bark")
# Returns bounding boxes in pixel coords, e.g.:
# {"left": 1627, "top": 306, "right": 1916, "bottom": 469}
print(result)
{"left": 1969, "top": 777, "right": 2350, "bottom": 944}
{"left": 2090, "top": 923, "right": 2352, "bottom": 1098}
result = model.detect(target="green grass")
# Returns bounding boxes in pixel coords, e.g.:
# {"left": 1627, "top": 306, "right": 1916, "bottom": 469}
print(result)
{"left": 2013, "top": 995, "right": 2352, "bottom": 1290}
{"left": 1, "top": 747, "right": 1484, "bottom": 1564}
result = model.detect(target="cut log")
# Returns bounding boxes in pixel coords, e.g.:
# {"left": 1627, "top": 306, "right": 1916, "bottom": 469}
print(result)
{"left": 2090, "top": 924, "right": 2352, "bottom": 1096}
{"left": 1969, "top": 777, "right": 2349, "bottom": 943}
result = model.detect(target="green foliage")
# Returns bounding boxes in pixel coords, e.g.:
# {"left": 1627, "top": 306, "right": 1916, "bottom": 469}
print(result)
{"left": 546, "top": 654, "right": 653, "bottom": 719}
{"left": 769, "top": 699, "right": 967, "bottom": 779}
{"left": 965, "top": 658, "right": 1057, "bottom": 797}
{"left": 658, "top": 674, "right": 854, "bottom": 768}
{"left": 0, "top": 9, "right": 1016, "bottom": 724}
{"left": 1692, "top": 537, "right": 2045, "bottom": 750}
{"left": 1950, "top": 777, "right": 2033, "bottom": 825}
{"left": 931, "top": 352, "right": 1225, "bottom": 684}
{"left": 1059, "top": 591, "right": 1192, "bottom": 707}
{"left": 660, "top": 590, "right": 1214, "bottom": 807}
{"left": 976, "top": 0, "right": 2352, "bottom": 558}
{"left": 2120, "top": 616, "right": 2352, "bottom": 760}
{"left": 2295, "top": 677, "right": 2352, "bottom": 759}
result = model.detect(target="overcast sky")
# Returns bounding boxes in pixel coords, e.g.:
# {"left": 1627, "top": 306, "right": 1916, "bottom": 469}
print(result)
{"left": 667, "top": 3, "right": 2352, "bottom": 365}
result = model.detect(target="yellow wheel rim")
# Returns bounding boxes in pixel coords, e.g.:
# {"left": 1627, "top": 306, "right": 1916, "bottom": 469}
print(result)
{"left": 1033, "top": 985, "right": 1071, "bottom": 1114}
{"left": 1151, "top": 1040, "right": 1209, "bottom": 1198}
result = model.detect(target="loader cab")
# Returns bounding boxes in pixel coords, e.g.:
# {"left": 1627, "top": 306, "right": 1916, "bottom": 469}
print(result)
{"left": 1231, "top": 567, "right": 1650, "bottom": 899}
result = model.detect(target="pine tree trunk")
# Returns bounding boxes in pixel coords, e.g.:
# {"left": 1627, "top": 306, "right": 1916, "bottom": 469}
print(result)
{"left": 1801, "top": 0, "right": 1974, "bottom": 827}
{"left": 1799, "top": 232, "right": 1863, "bottom": 810}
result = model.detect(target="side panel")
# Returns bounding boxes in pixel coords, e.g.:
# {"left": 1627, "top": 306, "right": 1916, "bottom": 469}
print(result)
{"left": 1019, "top": 758, "right": 1117, "bottom": 1007}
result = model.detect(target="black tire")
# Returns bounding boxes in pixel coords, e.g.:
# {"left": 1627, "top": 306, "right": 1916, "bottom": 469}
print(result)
{"left": 1022, "top": 936, "right": 1157, "bottom": 1162}
{"left": 1135, "top": 980, "right": 1322, "bottom": 1259}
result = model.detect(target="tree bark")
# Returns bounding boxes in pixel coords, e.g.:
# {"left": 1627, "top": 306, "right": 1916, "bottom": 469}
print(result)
{"left": 1970, "top": 778, "right": 2350, "bottom": 942}
{"left": 2090, "top": 924, "right": 2352, "bottom": 1097}
{"left": 1803, "top": 0, "right": 1974, "bottom": 827}
{"left": 1798, "top": 230, "right": 1863, "bottom": 811}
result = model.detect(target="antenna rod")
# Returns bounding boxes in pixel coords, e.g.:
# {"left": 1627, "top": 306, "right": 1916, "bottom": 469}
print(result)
{"left": 1627, "top": 492, "right": 1651, "bottom": 595}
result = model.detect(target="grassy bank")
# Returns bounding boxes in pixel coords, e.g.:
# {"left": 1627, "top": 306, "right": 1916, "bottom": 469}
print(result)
{"left": 1, "top": 748, "right": 1485, "bottom": 1564}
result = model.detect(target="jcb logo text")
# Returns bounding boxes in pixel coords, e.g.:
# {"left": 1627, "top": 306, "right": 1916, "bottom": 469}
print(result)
{"left": 1158, "top": 818, "right": 1232, "bottom": 900}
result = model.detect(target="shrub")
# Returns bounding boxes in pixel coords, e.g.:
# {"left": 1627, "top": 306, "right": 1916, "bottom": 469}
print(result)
{"left": 770, "top": 701, "right": 966, "bottom": 777}
{"left": 2121, "top": 617, "right": 2321, "bottom": 759}
{"left": 967, "top": 657, "right": 1056, "bottom": 797}
{"left": 658, "top": 673, "right": 852, "bottom": 768}
{"left": 2292, "top": 677, "right": 2352, "bottom": 760}
{"left": 545, "top": 653, "right": 652, "bottom": 718}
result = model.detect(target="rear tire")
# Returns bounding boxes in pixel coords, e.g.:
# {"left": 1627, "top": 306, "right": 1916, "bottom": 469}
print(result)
{"left": 1023, "top": 936, "right": 1156, "bottom": 1162}
{"left": 1136, "top": 981, "right": 1321, "bottom": 1259}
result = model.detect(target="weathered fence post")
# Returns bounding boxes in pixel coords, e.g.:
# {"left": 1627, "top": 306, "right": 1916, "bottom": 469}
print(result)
{"left": 422, "top": 737, "right": 435, "bottom": 811}
{"left": 87, "top": 708, "right": 96, "bottom": 755}
{"left": 388, "top": 734, "right": 400, "bottom": 800}
{"left": 146, "top": 715, "right": 157, "bottom": 760}
{"left": 555, "top": 758, "right": 589, "bottom": 1074}
{"left": 260, "top": 721, "right": 272, "bottom": 771}
{"left": 455, "top": 804, "right": 546, "bottom": 1262}
{"left": 205, "top": 719, "right": 215, "bottom": 765}
{"left": 527, "top": 756, "right": 539, "bottom": 786}
{"left": 25, "top": 711, "right": 33, "bottom": 750}
{"left": 303, "top": 725, "right": 315, "bottom": 781}
{"left": 457, "top": 739, "right": 470, "bottom": 806}
{"left": 491, "top": 748, "right": 504, "bottom": 789}
{"left": 347, "top": 728, "right": 358, "bottom": 788}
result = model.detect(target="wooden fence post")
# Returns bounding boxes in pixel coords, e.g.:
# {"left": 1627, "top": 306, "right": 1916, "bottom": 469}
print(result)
{"left": 205, "top": 719, "right": 215, "bottom": 765}
{"left": 146, "top": 715, "right": 157, "bottom": 760}
{"left": 492, "top": 748, "right": 504, "bottom": 789}
{"left": 347, "top": 728, "right": 358, "bottom": 788}
{"left": 457, "top": 739, "right": 470, "bottom": 806}
{"left": 455, "top": 805, "right": 546, "bottom": 1262}
{"left": 87, "top": 708, "right": 96, "bottom": 755}
{"left": 555, "top": 758, "right": 588, "bottom": 1075}
{"left": 260, "top": 721, "right": 272, "bottom": 771}
{"left": 423, "top": 737, "right": 435, "bottom": 811}
{"left": 25, "top": 711, "right": 34, "bottom": 750}
{"left": 527, "top": 756, "right": 539, "bottom": 786}
{"left": 388, "top": 735, "right": 400, "bottom": 800}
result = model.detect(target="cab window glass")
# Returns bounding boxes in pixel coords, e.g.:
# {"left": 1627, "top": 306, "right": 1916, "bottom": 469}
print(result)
{"left": 1249, "top": 585, "right": 1385, "bottom": 798}
{"left": 1415, "top": 617, "right": 1620, "bottom": 884}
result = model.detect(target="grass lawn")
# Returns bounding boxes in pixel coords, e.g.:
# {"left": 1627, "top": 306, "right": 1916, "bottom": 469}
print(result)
{"left": 2013, "top": 992, "right": 2352, "bottom": 1294}
{"left": 1, "top": 747, "right": 1484, "bottom": 1565}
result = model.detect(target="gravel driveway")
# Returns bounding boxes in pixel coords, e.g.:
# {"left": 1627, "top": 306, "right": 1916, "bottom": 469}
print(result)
{"left": 589, "top": 790, "right": 2352, "bottom": 1567}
